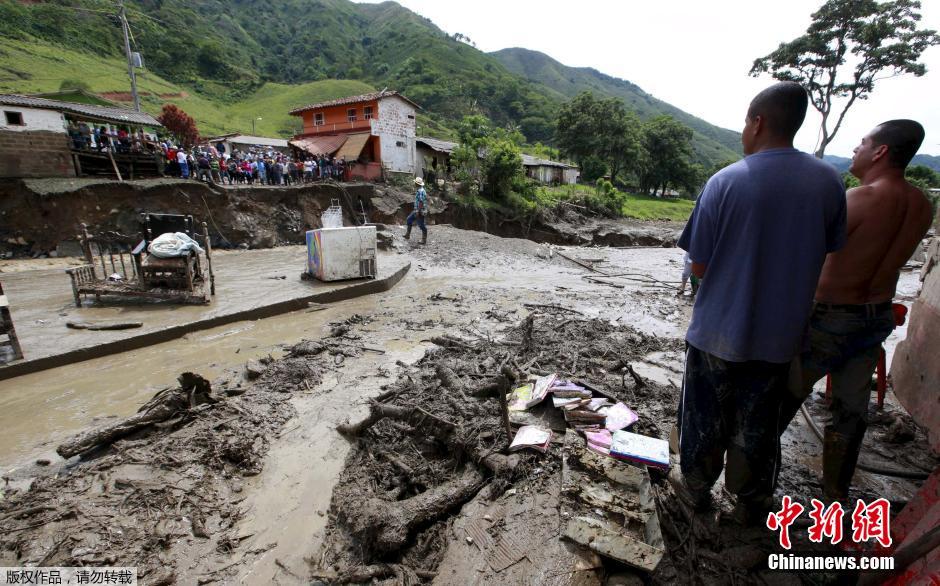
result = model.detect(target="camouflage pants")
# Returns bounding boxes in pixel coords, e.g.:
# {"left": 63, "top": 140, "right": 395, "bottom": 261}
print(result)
{"left": 678, "top": 345, "right": 789, "bottom": 510}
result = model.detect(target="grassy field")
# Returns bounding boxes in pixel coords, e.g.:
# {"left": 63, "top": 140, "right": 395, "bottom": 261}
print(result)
{"left": 535, "top": 184, "right": 695, "bottom": 221}
{"left": 0, "top": 37, "right": 373, "bottom": 137}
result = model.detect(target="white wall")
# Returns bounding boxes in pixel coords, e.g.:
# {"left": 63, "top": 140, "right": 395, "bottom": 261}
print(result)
{"left": 0, "top": 106, "right": 66, "bottom": 133}
{"left": 373, "top": 96, "right": 416, "bottom": 174}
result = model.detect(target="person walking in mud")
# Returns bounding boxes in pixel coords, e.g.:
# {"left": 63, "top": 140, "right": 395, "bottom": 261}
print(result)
{"left": 404, "top": 177, "right": 428, "bottom": 244}
{"left": 671, "top": 82, "right": 846, "bottom": 524}
{"left": 777, "top": 120, "right": 933, "bottom": 501}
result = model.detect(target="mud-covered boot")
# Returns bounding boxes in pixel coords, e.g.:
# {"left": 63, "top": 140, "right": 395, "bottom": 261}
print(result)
{"left": 420, "top": 232, "right": 427, "bottom": 245}
{"left": 822, "top": 429, "right": 864, "bottom": 501}
{"left": 404, "top": 225, "right": 412, "bottom": 240}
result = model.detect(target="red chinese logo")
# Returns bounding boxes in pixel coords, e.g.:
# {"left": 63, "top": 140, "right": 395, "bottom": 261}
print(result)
{"left": 767, "top": 497, "right": 892, "bottom": 548}
{"left": 766, "top": 495, "right": 805, "bottom": 549}
{"left": 851, "top": 498, "right": 892, "bottom": 548}
{"left": 807, "top": 499, "right": 844, "bottom": 544}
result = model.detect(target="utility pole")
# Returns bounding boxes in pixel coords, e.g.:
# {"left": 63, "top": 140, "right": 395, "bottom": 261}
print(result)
{"left": 118, "top": 0, "right": 140, "bottom": 112}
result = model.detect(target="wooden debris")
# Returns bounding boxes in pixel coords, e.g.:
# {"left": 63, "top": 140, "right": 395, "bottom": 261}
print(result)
{"left": 66, "top": 320, "right": 143, "bottom": 331}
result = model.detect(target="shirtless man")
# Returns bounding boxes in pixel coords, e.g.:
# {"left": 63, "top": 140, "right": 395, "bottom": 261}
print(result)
{"left": 779, "top": 119, "right": 934, "bottom": 501}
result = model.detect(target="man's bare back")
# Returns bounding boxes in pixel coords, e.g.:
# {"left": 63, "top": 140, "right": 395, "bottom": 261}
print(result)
{"left": 815, "top": 176, "right": 932, "bottom": 304}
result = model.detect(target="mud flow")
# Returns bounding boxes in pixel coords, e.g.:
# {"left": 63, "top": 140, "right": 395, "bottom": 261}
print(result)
{"left": 0, "top": 226, "right": 932, "bottom": 586}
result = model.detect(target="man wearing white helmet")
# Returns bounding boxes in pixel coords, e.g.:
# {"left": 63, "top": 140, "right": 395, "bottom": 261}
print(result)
{"left": 404, "top": 177, "right": 428, "bottom": 244}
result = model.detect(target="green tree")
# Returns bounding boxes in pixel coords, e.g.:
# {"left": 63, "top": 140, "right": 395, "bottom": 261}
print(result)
{"left": 750, "top": 0, "right": 940, "bottom": 158}
{"left": 638, "top": 116, "right": 696, "bottom": 196}
{"left": 555, "top": 92, "right": 642, "bottom": 183}
{"left": 906, "top": 164, "right": 940, "bottom": 189}
{"left": 452, "top": 115, "right": 523, "bottom": 200}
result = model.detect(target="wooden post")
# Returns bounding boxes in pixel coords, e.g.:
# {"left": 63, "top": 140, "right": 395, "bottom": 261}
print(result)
{"left": 108, "top": 150, "right": 123, "bottom": 181}
{"left": 202, "top": 222, "right": 215, "bottom": 295}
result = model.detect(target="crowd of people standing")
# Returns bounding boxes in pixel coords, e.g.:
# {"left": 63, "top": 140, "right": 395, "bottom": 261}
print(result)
{"left": 160, "top": 142, "right": 348, "bottom": 186}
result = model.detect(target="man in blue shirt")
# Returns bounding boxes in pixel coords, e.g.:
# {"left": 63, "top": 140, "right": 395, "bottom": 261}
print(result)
{"left": 405, "top": 177, "right": 428, "bottom": 244}
{"left": 672, "top": 82, "right": 846, "bottom": 524}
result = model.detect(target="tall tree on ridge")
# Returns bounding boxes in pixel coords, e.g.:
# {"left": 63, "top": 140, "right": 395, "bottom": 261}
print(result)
{"left": 750, "top": 0, "right": 939, "bottom": 158}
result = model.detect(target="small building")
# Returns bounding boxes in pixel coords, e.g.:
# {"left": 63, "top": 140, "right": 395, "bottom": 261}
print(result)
{"left": 289, "top": 90, "right": 419, "bottom": 180}
{"left": 203, "top": 133, "right": 290, "bottom": 157}
{"left": 521, "top": 154, "right": 579, "bottom": 185}
{"left": 416, "top": 137, "right": 457, "bottom": 180}
{"left": 0, "top": 93, "right": 163, "bottom": 179}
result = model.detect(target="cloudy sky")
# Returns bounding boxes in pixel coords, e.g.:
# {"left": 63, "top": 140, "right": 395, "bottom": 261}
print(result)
{"left": 359, "top": 0, "right": 940, "bottom": 157}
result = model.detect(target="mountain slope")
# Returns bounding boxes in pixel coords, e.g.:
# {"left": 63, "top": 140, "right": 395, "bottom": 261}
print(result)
{"left": 0, "top": 0, "right": 740, "bottom": 165}
{"left": 492, "top": 47, "right": 742, "bottom": 164}
{"left": 0, "top": 36, "right": 372, "bottom": 137}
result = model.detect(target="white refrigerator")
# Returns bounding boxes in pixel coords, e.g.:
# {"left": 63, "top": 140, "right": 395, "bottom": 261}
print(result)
{"left": 306, "top": 226, "right": 377, "bottom": 281}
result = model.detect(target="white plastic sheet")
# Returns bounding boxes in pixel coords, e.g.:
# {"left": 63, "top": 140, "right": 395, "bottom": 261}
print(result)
{"left": 147, "top": 232, "right": 205, "bottom": 258}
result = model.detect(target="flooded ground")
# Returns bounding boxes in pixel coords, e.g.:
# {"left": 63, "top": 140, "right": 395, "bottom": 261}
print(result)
{"left": 0, "top": 246, "right": 407, "bottom": 364}
{"left": 0, "top": 224, "right": 931, "bottom": 584}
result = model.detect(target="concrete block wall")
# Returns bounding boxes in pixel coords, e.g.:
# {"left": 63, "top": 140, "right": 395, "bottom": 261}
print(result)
{"left": 374, "top": 97, "right": 416, "bottom": 174}
{"left": 0, "top": 130, "right": 76, "bottom": 178}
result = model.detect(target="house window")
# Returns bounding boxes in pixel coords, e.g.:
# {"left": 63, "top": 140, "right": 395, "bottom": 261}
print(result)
{"left": 407, "top": 114, "right": 415, "bottom": 119}
{"left": 363, "top": 106, "right": 373, "bottom": 120}
{"left": 4, "top": 111, "right": 24, "bottom": 126}
{"left": 314, "top": 112, "right": 324, "bottom": 126}
{"left": 396, "top": 140, "right": 405, "bottom": 147}
{"left": 347, "top": 108, "right": 357, "bottom": 122}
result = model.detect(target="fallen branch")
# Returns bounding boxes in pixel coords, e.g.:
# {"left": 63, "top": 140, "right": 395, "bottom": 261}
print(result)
{"left": 57, "top": 373, "right": 214, "bottom": 459}
{"left": 344, "top": 467, "right": 485, "bottom": 555}
{"left": 522, "top": 303, "right": 584, "bottom": 315}
{"left": 66, "top": 321, "right": 143, "bottom": 331}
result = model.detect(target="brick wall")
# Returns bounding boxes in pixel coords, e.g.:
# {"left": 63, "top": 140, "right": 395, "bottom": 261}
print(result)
{"left": 0, "top": 130, "right": 75, "bottom": 178}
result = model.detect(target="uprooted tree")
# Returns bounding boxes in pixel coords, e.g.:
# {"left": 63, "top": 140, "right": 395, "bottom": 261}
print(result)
{"left": 750, "top": 0, "right": 940, "bottom": 158}
{"left": 157, "top": 103, "right": 200, "bottom": 148}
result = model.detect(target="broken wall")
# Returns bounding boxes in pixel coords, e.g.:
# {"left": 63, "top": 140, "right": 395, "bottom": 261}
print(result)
{"left": 891, "top": 229, "right": 940, "bottom": 453}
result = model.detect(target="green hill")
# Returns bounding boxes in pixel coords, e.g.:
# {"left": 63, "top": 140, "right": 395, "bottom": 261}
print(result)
{"left": 0, "top": 0, "right": 741, "bottom": 165}
{"left": 0, "top": 36, "right": 372, "bottom": 137}
{"left": 491, "top": 47, "right": 742, "bottom": 164}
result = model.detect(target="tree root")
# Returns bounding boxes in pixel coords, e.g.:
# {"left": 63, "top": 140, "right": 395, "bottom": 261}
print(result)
{"left": 57, "top": 373, "right": 214, "bottom": 459}
{"left": 344, "top": 467, "right": 485, "bottom": 556}
{"left": 337, "top": 402, "right": 518, "bottom": 475}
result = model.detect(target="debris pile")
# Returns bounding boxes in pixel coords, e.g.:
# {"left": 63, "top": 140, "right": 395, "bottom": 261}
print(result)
{"left": 316, "top": 311, "right": 685, "bottom": 583}
{"left": 0, "top": 338, "right": 351, "bottom": 583}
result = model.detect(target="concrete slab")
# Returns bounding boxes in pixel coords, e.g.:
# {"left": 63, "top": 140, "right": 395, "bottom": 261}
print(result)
{"left": 0, "top": 246, "right": 409, "bottom": 379}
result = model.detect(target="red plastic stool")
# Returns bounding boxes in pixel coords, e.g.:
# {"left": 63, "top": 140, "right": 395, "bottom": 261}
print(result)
{"left": 825, "top": 303, "right": 908, "bottom": 409}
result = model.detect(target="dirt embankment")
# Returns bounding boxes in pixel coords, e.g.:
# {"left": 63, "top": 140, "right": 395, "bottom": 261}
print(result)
{"left": 0, "top": 179, "right": 680, "bottom": 257}
{"left": 0, "top": 178, "right": 375, "bottom": 255}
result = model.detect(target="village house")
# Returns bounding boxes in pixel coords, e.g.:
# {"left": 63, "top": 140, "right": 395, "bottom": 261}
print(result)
{"left": 416, "top": 136, "right": 457, "bottom": 180}
{"left": 521, "top": 154, "right": 580, "bottom": 185}
{"left": 289, "top": 90, "right": 419, "bottom": 180}
{"left": 0, "top": 93, "right": 162, "bottom": 179}
{"left": 416, "top": 136, "right": 580, "bottom": 186}
{"left": 203, "top": 133, "right": 290, "bottom": 157}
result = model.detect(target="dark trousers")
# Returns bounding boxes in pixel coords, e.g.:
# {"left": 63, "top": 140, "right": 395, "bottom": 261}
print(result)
{"left": 779, "top": 302, "right": 894, "bottom": 498}
{"left": 406, "top": 211, "right": 427, "bottom": 235}
{"left": 678, "top": 344, "right": 789, "bottom": 510}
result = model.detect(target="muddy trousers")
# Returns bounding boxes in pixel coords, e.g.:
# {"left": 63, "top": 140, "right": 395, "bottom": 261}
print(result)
{"left": 406, "top": 211, "right": 427, "bottom": 238}
{"left": 778, "top": 302, "right": 894, "bottom": 500}
{"left": 678, "top": 345, "right": 789, "bottom": 513}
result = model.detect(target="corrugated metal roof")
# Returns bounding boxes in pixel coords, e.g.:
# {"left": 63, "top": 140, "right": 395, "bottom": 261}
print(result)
{"left": 335, "top": 132, "right": 371, "bottom": 161}
{"left": 521, "top": 153, "right": 577, "bottom": 169}
{"left": 217, "top": 135, "right": 288, "bottom": 148}
{"left": 289, "top": 134, "right": 349, "bottom": 156}
{"left": 289, "top": 90, "right": 420, "bottom": 115}
{"left": 416, "top": 137, "right": 457, "bottom": 154}
{"left": 0, "top": 94, "right": 162, "bottom": 127}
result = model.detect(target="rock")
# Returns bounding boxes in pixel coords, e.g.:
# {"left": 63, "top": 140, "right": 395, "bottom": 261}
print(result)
{"left": 35, "top": 459, "right": 51, "bottom": 466}
{"left": 884, "top": 414, "right": 916, "bottom": 443}
{"left": 244, "top": 360, "right": 267, "bottom": 380}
